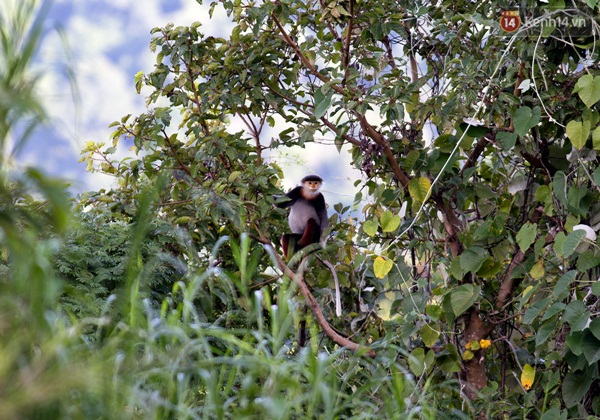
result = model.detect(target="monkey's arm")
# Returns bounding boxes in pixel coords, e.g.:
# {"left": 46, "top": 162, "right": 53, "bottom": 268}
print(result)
{"left": 274, "top": 186, "right": 302, "bottom": 209}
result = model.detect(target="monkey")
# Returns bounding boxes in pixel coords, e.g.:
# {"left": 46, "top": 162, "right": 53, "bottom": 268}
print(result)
{"left": 276, "top": 175, "right": 342, "bottom": 320}
{"left": 276, "top": 174, "right": 329, "bottom": 259}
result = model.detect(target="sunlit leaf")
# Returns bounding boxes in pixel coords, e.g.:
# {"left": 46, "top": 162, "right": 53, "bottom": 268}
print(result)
{"left": 574, "top": 74, "right": 600, "bottom": 108}
{"left": 314, "top": 86, "right": 333, "bottom": 119}
{"left": 380, "top": 211, "right": 401, "bottom": 232}
{"left": 408, "top": 177, "right": 431, "bottom": 203}
{"left": 521, "top": 364, "right": 535, "bottom": 391}
{"left": 566, "top": 119, "right": 591, "bottom": 150}
{"left": 363, "top": 219, "right": 378, "bottom": 237}
{"left": 529, "top": 259, "right": 544, "bottom": 279}
{"left": 373, "top": 256, "right": 393, "bottom": 279}
{"left": 479, "top": 339, "right": 491, "bottom": 349}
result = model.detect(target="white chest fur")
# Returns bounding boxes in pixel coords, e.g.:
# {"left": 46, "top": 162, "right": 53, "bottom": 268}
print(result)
{"left": 289, "top": 198, "right": 320, "bottom": 234}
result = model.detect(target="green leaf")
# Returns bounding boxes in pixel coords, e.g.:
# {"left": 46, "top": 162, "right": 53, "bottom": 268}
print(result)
{"left": 566, "top": 120, "right": 591, "bottom": 150}
{"left": 553, "top": 270, "right": 576, "bottom": 298}
{"left": 437, "top": 344, "right": 462, "bottom": 373}
{"left": 373, "top": 256, "right": 393, "bottom": 279}
{"left": 583, "top": 333, "right": 600, "bottom": 364}
{"left": 595, "top": 168, "right": 600, "bottom": 188}
{"left": 576, "top": 250, "right": 600, "bottom": 271}
{"left": 420, "top": 323, "right": 440, "bottom": 347}
{"left": 450, "top": 284, "right": 480, "bottom": 317}
{"left": 574, "top": 74, "right": 600, "bottom": 108}
{"left": 593, "top": 127, "right": 600, "bottom": 151}
{"left": 553, "top": 231, "right": 567, "bottom": 257}
{"left": 496, "top": 132, "right": 518, "bottom": 151}
{"left": 313, "top": 86, "right": 333, "bottom": 119}
{"left": 553, "top": 171, "right": 567, "bottom": 206}
{"left": 363, "top": 219, "right": 378, "bottom": 236}
{"left": 426, "top": 304, "right": 443, "bottom": 321}
{"left": 563, "top": 300, "right": 590, "bottom": 331}
{"left": 562, "top": 229, "right": 586, "bottom": 257}
{"left": 516, "top": 222, "right": 537, "bottom": 252}
{"left": 529, "top": 259, "right": 544, "bottom": 279}
{"left": 380, "top": 211, "right": 401, "bottom": 232}
{"left": 458, "top": 122, "right": 488, "bottom": 138}
{"left": 562, "top": 370, "right": 593, "bottom": 408}
{"left": 403, "top": 150, "right": 420, "bottom": 172}
{"left": 536, "top": 318, "right": 557, "bottom": 347}
{"left": 542, "top": 302, "right": 566, "bottom": 321}
{"left": 477, "top": 257, "right": 502, "bottom": 278}
{"left": 593, "top": 280, "right": 600, "bottom": 296}
{"left": 513, "top": 106, "right": 541, "bottom": 136}
{"left": 408, "top": 348, "right": 426, "bottom": 376}
{"left": 589, "top": 318, "right": 600, "bottom": 341}
{"left": 540, "top": 407, "right": 567, "bottom": 420}
{"left": 460, "top": 246, "right": 487, "bottom": 274}
{"left": 566, "top": 331, "right": 585, "bottom": 355}
{"left": 523, "top": 297, "right": 550, "bottom": 324}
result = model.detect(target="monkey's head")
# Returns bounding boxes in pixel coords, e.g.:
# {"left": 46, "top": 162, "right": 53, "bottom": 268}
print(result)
{"left": 301, "top": 174, "right": 323, "bottom": 199}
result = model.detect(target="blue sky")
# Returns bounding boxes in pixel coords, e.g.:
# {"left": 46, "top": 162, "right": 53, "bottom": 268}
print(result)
{"left": 25, "top": 0, "right": 360, "bottom": 204}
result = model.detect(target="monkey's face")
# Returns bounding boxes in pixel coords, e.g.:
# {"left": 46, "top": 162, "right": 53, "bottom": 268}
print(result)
{"left": 302, "top": 180, "right": 322, "bottom": 197}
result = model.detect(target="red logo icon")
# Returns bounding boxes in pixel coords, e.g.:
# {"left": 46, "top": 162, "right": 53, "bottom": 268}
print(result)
{"left": 500, "top": 10, "right": 521, "bottom": 33}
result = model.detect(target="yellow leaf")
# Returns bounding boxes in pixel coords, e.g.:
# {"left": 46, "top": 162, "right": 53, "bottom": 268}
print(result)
{"left": 408, "top": 177, "right": 432, "bottom": 203}
{"left": 373, "top": 256, "right": 393, "bottom": 279}
{"left": 529, "top": 259, "right": 544, "bottom": 280}
{"left": 521, "top": 364, "right": 535, "bottom": 391}
{"left": 462, "top": 350, "right": 474, "bottom": 361}
{"left": 480, "top": 339, "right": 492, "bottom": 349}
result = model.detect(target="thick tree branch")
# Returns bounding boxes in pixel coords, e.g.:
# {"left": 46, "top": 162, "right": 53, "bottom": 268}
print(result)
{"left": 357, "top": 115, "right": 410, "bottom": 187}
{"left": 496, "top": 207, "right": 556, "bottom": 309}
{"left": 460, "top": 131, "right": 494, "bottom": 178}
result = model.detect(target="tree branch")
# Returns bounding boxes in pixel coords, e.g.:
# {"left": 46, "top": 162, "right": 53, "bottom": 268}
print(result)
{"left": 357, "top": 115, "right": 410, "bottom": 187}
{"left": 254, "top": 228, "right": 375, "bottom": 357}
{"left": 271, "top": 13, "right": 344, "bottom": 95}
{"left": 460, "top": 131, "right": 494, "bottom": 178}
{"left": 342, "top": 0, "right": 355, "bottom": 85}
{"left": 496, "top": 207, "right": 556, "bottom": 310}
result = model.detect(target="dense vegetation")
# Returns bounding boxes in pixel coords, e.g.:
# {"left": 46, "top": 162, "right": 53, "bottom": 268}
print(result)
{"left": 3, "top": 0, "right": 600, "bottom": 418}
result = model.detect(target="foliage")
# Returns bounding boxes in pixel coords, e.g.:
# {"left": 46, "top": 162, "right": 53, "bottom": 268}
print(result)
{"left": 5, "top": 0, "right": 600, "bottom": 418}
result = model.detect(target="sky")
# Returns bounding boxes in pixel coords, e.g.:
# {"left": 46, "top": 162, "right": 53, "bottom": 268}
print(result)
{"left": 24, "top": 0, "right": 360, "bottom": 205}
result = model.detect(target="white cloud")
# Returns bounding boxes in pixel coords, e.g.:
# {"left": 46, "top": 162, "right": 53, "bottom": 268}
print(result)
{"left": 32, "top": 0, "right": 362, "bottom": 208}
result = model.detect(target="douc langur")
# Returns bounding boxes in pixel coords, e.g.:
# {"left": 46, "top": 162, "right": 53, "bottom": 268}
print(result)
{"left": 276, "top": 175, "right": 342, "bottom": 318}
{"left": 276, "top": 174, "right": 329, "bottom": 259}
